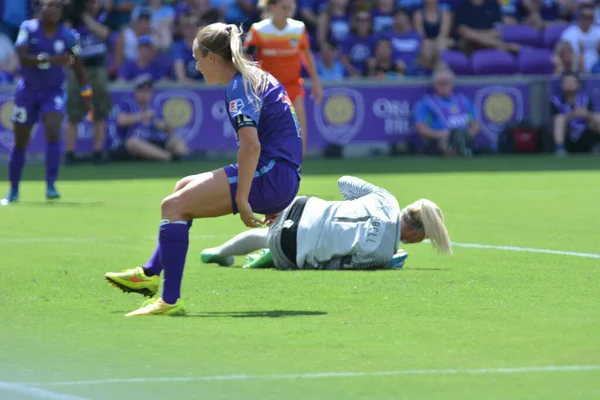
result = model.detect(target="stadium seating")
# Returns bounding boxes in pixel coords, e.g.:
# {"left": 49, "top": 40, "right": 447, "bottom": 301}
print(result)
{"left": 440, "top": 50, "right": 472, "bottom": 75}
{"left": 500, "top": 24, "right": 543, "bottom": 48}
{"left": 518, "top": 48, "right": 554, "bottom": 75}
{"left": 471, "top": 49, "right": 518, "bottom": 75}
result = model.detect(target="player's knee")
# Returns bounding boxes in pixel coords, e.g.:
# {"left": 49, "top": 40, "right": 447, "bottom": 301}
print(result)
{"left": 161, "top": 194, "right": 185, "bottom": 220}
{"left": 45, "top": 127, "right": 61, "bottom": 143}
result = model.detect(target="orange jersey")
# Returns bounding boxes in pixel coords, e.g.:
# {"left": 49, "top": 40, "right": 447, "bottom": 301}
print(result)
{"left": 244, "top": 18, "right": 310, "bottom": 87}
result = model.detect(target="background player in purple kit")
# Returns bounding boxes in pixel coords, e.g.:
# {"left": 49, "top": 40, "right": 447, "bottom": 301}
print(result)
{"left": 105, "top": 22, "right": 303, "bottom": 317}
{"left": 3, "top": 0, "right": 92, "bottom": 205}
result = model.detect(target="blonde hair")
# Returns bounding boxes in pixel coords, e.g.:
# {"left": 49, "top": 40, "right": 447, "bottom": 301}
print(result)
{"left": 196, "top": 23, "right": 268, "bottom": 109}
{"left": 553, "top": 41, "right": 578, "bottom": 75}
{"left": 404, "top": 199, "right": 452, "bottom": 255}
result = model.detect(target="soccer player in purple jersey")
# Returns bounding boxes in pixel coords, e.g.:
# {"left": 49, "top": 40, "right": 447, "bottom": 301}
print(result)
{"left": 2, "top": 0, "right": 92, "bottom": 205}
{"left": 105, "top": 23, "right": 303, "bottom": 317}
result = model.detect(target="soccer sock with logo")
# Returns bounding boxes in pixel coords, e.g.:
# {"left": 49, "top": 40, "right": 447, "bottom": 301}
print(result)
{"left": 160, "top": 220, "right": 190, "bottom": 305}
{"left": 8, "top": 146, "right": 26, "bottom": 192}
{"left": 45, "top": 141, "right": 61, "bottom": 189}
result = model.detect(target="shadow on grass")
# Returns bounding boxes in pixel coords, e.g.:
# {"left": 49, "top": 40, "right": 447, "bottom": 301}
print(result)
{"left": 182, "top": 310, "right": 327, "bottom": 318}
{"left": 111, "top": 310, "right": 327, "bottom": 318}
{"left": 5, "top": 200, "right": 106, "bottom": 207}
{"left": 2, "top": 155, "right": 600, "bottom": 182}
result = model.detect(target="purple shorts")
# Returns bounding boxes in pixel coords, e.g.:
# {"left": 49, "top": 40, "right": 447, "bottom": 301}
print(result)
{"left": 224, "top": 160, "right": 300, "bottom": 215}
{"left": 12, "top": 87, "right": 65, "bottom": 126}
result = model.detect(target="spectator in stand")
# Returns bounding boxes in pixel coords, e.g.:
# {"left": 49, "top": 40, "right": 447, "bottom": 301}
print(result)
{"left": 0, "top": 1, "right": 32, "bottom": 43}
{"left": 560, "top": 3, "right": 600, "bottom": 72}
{"left": 500, "top": 0, "right": 519, "bottom": 25}
{"left": 551, "top": 72, "right": 600, "bottom": 155}
{"left": 299, "top": 0, "right": 328, "bottom": 33}
{"left": 383, "top": 8, "right": 422, "bottom": 69}
{"left": 316, "top": 41, "right": 345, "bottom": 79}
{"left": 173, "top": 0, "right": 221, "bottom": 40}
{"left": 173, "top": 13, "right": 203, "bottom": 82}
{"left": 317, "top": 0, "right": 351, "bottom": 47}
{"left": 64, "top": 0, "right": 112, "bottom": 165}
{"left": 114, "top": 74, "right": 189, "bottom": 161}
{"left": 134, "top": 0, "right": 175, "bottom": 51}
{"left": 454, "top": 0, "right": 520, "bottom": 54}
{"left": 553, "top": 41, "right": 583, "bottom": 75}
{"left": 397, "top": 0, "right": 425, "bottom": 14}
{"left": 0, "top": 33, "right": 18, "bottom": 79}
{"left": 590, "top": 41, "right": 600, "bottom": 74}
{"left": 341, "top": 9, "right": 376, "bottom": 77}
{"left": 366, "top": 37, "right": 405, "bottom": 77}
{"left": 105, "top": 0, "right": 146, "bottom": 30}
{"left": 518, "top": 0, "right": 568, "bottom": 30}
{"left": 210, "top": 0, "right": 258, "bottom": 27}
{"left": 413, "top": 0, "right": 453, "bottom": 50}
{"left": 371, "top": 0, "right": 395, "bottom": 34}
{"left": 112, "top": 7, "right": 156, "bottom": 75}
{"left": 407, "top": 39, "right": 446, "bottom": 76}
{"left": 118, "top": 35, "right": 169, "bottom": 81}
{"left": 413, "top": 69, "right": 479, "bottom": 156}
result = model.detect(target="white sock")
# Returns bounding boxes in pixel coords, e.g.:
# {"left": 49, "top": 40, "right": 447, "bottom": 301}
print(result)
{"left": 214, "top": 228, "right": 269, "bottom": 257}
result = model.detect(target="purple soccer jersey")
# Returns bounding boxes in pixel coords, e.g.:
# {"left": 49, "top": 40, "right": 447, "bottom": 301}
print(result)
{"left": 12, "top": 19, "right": 80, "bottom": 125}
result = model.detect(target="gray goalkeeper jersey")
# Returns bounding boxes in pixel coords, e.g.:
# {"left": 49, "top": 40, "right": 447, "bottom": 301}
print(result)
{"left": 294, "top": 176, "right": 402, "bottom": 270}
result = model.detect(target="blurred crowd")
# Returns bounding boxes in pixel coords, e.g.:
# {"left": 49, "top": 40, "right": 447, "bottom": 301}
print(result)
{"left": 2, "top": 0, "right": 600, "bottom": 83}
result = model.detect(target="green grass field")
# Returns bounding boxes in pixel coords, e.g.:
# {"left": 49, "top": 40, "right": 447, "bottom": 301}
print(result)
{"left": 1, "top": 156, "right": 599, "bottom": 400}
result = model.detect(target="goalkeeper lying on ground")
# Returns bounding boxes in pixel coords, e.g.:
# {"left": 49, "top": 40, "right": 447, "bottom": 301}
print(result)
{"left": 201, "top": 176, "right": 452, "bottom": 270}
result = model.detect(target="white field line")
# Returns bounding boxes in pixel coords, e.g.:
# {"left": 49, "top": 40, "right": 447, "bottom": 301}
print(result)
{"left": 22, "top": 365, "right": 600, "bottom": 387}
{"left": 0, "top": 381, "right": 89, "bottom": 399}
{"left": 1, "top": 235, "right": 600, "bottom": 260}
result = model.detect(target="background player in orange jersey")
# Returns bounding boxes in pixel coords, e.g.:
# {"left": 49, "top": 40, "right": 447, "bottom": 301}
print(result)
{"left": 244, "top": 0, "right": 323, "bottom": 158}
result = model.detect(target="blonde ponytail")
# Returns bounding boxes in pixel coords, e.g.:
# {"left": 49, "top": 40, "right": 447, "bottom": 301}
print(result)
{"left": 420, "top": 199, "right": 452, "bottom": 254}
{"left": 405, "top": 199, "right": 452, "bottom": 255}
{"left": 228, "top": 24, "right": 269, "bottom": 110}
{"left": 196, "top": 23, "right": 269, "bottom": 112}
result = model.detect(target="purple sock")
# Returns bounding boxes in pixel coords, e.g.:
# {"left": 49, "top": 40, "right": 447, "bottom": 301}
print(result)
{"left": 45, "top": 141, "right": 61, "bottom": 188}
{"left": 159, "top": 221, "right": 189, "bottom": 304}
{"left": 8, "top": 147, "right": 26, "bottom": 192}
{"left": 143, "top": 244, "right": 163, "bottom": 276}
{"left": 143, "top": 220, "right": 191, "bottom": 277}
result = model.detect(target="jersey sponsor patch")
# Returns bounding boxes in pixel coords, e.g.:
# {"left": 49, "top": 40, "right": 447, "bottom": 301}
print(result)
{"left": 229, "top": 98, "right": 244, "bottom": 113}
{"left": 234, "top": 114, "right": 256, "bottom": 130}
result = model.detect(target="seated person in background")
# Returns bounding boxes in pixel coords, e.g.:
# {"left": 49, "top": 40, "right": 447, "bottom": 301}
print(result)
{"left": 200, "top": 176, "right": 452, "bottom": 270}
{"left": 454, "top": 0, "right": 520, "bottom": 54}
{"left": 118, "top": 35, "right": 169, "bottom": 82}
{"left": 340, "top": 9, "right": 376, "bottom": 78}
{"left": 553, "top": 41, "right": 584, "bottom": 76}
{"left": 315, "top": 41, "right": 345, "bottom": 79}
{"left": 551, "top": 73, "right": 600, "bottom": 155}
{"left": 407, "top": 39, "right": 447, "bottom": 76}
{"left": 500, "top": 0, "right": 520, "bottom": 25}
{"left": 589, "top": 41, "right": 600, "bottom": 74}
{"left": 517, "top": 0, "right": 566, "bottom": 30}
{"left": 172, "top": 13, "right": 204, "bottom": 83}
{"left": 115, "top": 75, "right": 189, "bottom": 161}
{"left": 366, "top": 38, "right": 406, "bottom": 77}
{"left": 137, "top": 0, "right": 175, "bottom": 51}
{"left": 111, "top": 7, "right": 156, "bottom": 75}
{"left": 560, "top": 3, "right": 600, "bottom": 73}
{"left": 371, "top": 0, "right": 395, "bottom": 34}
{"left": 414, "top": 69, "right": 479, "bottom": 156}
{"left": 383, "top": 8, "right": 422, "bottom": 68}
{"left": 412, "top": 0, "right": 454, "bottom": 50}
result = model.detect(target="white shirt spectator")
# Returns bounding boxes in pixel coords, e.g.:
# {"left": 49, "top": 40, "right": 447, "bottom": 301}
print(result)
{"left": 560, "top": 24, "right": 600, "bottom": 72}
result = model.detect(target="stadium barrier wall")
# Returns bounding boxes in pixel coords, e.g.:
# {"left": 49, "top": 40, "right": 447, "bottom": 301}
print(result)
{"left": 1, "top": 75, "right": 596, "bottom": 155}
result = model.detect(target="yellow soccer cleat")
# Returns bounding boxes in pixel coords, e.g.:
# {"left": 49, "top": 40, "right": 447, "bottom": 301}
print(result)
{"left": 105, "top": 267, "right": 159, "bottom": 298}
{"left": 125, "top": 298, "right": 185, "bottom": 317}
